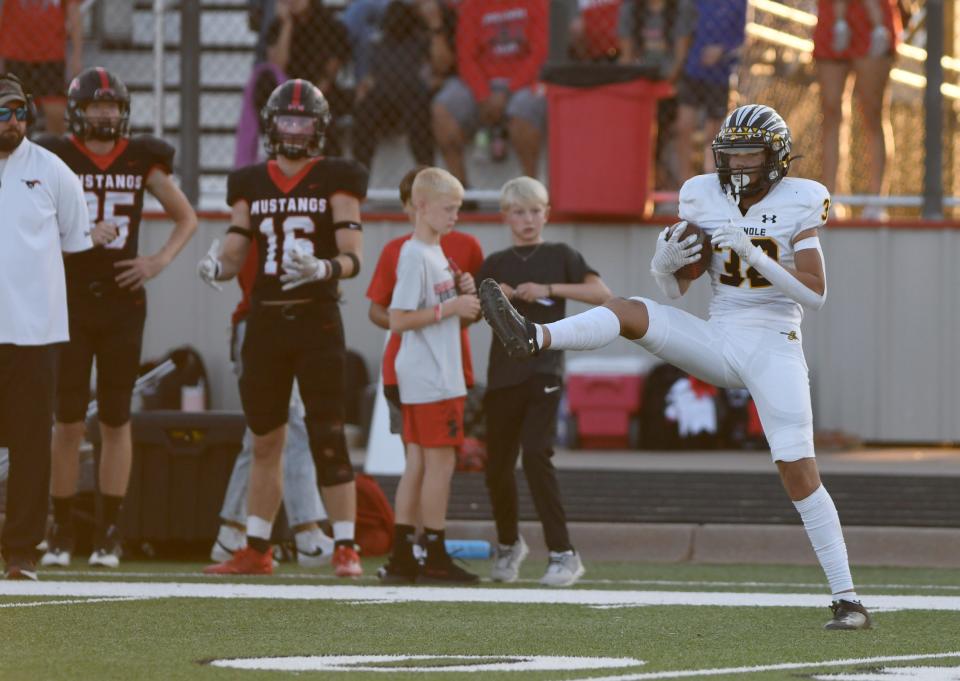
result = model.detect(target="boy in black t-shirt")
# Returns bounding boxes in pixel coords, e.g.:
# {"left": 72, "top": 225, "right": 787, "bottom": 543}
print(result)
{"left": 477, "top": 177, "right": 612, "bottom": 587}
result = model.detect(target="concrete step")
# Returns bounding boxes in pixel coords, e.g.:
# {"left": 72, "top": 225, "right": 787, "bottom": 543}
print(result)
{"left": 84, "top": 50, "right": 252, "bottom": 88}
{"left": 131, "top": 7, "right": 254, "bottom": 49}
{"left": 446, "top": 520, "right": 960, "bottom": 569}
{"left": 375, "top": 469, "right": 960, "bottom": 529}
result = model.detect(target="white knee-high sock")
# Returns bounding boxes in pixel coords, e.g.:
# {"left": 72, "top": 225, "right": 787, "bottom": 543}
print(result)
{"left": 542, "top": 306, "right": 621, "bottom": 351}
{"left": 793, "top": 484, "right": 856, "bottom": 599}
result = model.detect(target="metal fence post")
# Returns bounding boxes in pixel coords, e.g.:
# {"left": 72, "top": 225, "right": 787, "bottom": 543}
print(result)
{"left": 179, "top": 0, "right": 200, "bottom": 206}
{"left": 153, "top": 0, "right": 165, "bottom": 139}
{"left": 547, "top": 0, "right": 573, "bottom": 66}
{"left": 923, "top": 0, "right": 945, "bottom": 219}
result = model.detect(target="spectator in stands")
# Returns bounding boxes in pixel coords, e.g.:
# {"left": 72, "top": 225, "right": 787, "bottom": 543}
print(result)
{"left": 269, "top": 0, "right": 351, "bottom": 155}
{"left": 674, "top": 0, "right": 747, "bottom": 184}
{"left": 341, "top": 0, "right": 392, "bottom": 82}
{"left": 248, "top": 0, "right": 278, "bottom": 64}
{"left": 432, "top": 0, "right": 549, "bottom": 185}
{"left": 417, "top": 0, "right": 458, "bottom": 97}
{"left": 617, "top": 0, "right": 696, "bottom": 191}
{"left": 814, "top": 0, "right": 901, "bottom": 220}
{"left": 0, "top": 0, "right": 83, "bottom": 135}
{"left": 352, "top": 1, "right": 434, "bottom": 173}
{"left": 570, "top": 0, "right": 623, "bottom": 62}
{"left": 235, "top": 23, "right": 288, "bottom": 168}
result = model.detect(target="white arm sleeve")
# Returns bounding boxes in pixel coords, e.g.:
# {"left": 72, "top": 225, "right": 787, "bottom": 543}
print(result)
{"left": 650, "top": 269, "right": 683, "bottom": 299}
{"left": 747, "top": 247, "right": 827, "bottom": 310}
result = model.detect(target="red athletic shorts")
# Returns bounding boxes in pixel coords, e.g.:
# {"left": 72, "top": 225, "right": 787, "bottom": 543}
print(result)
{"left": 813, "top": 0, "right": 901, "bottom": 60}
{"left": 401, "top": 397, "right": 465, "bottom": 447}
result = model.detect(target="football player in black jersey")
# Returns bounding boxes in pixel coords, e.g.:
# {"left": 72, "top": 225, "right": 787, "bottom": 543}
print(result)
{"left": 198, "top": 79, "right": 366, "bottom": 577}
{"left": 38, "top": 67, "right": 197, "bottom": 569}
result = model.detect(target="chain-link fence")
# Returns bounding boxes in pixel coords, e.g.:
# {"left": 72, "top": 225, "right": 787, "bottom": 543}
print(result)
{"left": 1, "top": 0, "right": 954, "bottom": 216}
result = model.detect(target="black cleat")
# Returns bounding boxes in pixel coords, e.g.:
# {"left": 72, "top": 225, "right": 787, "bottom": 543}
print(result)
{"left": 415, "top": 557, "right": 480, "bottom": 585}
{"left": 824, "top": 599, "right": 872, "bottom": 630}
{"left": 377, "top": 557, "right": 419, "bottom": 585}
{"left": 479, "top": 278, "right": 539, "bottom": 359}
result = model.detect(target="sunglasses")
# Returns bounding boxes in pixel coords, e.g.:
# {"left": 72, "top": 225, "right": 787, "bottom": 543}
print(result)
{"left": 0, "top": 107, "right": 28, "bottom": 122}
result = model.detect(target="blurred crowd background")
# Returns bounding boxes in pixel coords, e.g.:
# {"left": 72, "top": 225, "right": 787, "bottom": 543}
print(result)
{"left": 0, "top": 0, "right": 952, "bottom": 217}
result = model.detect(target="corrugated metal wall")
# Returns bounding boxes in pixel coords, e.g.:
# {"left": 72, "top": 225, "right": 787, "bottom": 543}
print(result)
{"left": 139, "top": 218, "right": 959, "bottom": 442}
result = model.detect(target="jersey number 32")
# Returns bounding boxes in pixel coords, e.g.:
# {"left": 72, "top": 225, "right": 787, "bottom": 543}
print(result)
{"left": 718, "top": 238, "right": 780, "bottom": 288}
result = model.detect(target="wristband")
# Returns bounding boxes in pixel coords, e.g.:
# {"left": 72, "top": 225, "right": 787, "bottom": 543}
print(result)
{"left": 333, "top": 220, "right": 362, "bottom": 232}
{"left": 227, "top": 225, "right": 253, "bottom": 239}
{"left": 341, "top": 251, "right": 361, "bottom": 278}
{"left": 328, "top": 258, "right": 343, "bottom": 280}
{"left": 434, "top": 303, "right": 443, "bottom": 322}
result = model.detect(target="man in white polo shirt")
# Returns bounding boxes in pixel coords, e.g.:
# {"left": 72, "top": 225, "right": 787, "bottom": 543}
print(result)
{"left": 0, "top": 73, "right": 91, "bottom": 580}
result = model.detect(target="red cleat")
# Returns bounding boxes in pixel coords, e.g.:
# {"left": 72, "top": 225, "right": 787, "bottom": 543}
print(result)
{"left": 203, "top": 546, "right": 273, "bottom": 575}
{"left": 332, "top": 545, "right": 363, "bottom": 578}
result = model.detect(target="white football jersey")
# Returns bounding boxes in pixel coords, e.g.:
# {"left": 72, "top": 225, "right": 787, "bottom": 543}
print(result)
{"left": 679, "top": 174, "right": 830, "bottom": 327}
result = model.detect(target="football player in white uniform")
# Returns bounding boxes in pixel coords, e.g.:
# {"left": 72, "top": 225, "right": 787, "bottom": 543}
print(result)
{"left": 478, "top": 104, "right": 870, "bottom": 631}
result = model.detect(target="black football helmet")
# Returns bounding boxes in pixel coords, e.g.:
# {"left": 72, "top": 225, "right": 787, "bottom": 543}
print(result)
{"left": 260, "top": 79, "right": 331, "bottom": 159}
{"left": 67, "top": 67, "right": 130, "bottom": 141}
{"left": 712, "top": 104, "right": 793, "bottom": 200}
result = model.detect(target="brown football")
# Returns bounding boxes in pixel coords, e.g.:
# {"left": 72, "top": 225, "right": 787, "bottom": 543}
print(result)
{"left": 673, "top": 221, "right": 712, "bottom": 280}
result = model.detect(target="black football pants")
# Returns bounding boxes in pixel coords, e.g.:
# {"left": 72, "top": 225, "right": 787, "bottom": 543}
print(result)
{"left": 484, "top": 375, "right": 573, "bottom": 553}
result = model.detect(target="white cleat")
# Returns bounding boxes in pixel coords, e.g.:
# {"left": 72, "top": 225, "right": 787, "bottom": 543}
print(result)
{"left": 490, "top": 536, "right": 529, "bottom": 583}
{"left": 540, "top": 550, "right": 585, "bottom": 587}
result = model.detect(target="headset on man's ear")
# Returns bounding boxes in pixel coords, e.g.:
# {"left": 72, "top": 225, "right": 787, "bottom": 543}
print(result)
{"left": 0, "top": 72, "right": 39, "bottom": 125}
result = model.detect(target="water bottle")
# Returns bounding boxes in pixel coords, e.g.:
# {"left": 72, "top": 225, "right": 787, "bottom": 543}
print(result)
{"left": 445, "top": 539, "right": 492, "bottom": 560}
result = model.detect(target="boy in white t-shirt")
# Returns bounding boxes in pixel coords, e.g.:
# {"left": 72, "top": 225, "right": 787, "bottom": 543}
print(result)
{"left": 380, "top": 167, "right": 481, "bottom": 585}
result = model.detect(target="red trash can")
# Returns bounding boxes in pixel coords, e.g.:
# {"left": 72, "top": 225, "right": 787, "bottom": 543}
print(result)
{"left": 546, "top": 75, "right": 673, "bottom": 216}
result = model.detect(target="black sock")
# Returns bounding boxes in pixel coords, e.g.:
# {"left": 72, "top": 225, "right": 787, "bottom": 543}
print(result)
{"left": 392, "top": 524, "right": 416, "bottom": 562}
{"left": 52, "top": 495, "right": 74, "bottom": 529}
{"left": 424, "top": 527, "right": 447, "bottom": 564}
{"left": 334, "top": 539, "right": 354, "bottom": 549}
{"left": 248, "top": 536, "right": 271, "bottom": 554}
{"left": 101, "top": 494, "right": 123, "bottom": 529}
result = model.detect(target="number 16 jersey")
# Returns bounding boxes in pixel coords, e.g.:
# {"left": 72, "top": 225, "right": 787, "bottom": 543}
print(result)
{"left": 227, "top": 157, "right": 368, "bottom": 303}
{"left": 679, "top": 173, "right": 830, "bottom": 328}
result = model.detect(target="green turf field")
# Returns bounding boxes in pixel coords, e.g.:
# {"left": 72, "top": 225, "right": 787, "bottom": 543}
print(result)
{"left": 2, "top": 560, "right": 959, "bottom": 681}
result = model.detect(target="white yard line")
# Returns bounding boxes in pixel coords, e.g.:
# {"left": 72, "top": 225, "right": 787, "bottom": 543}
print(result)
{"left": 0, "top": 596, "right": 152, "bottom": 609}
{"left": 1, "top": 581, "right": 960, "bottom": 612}
{"left": 560, "top": 652, "right": 960, "bottom": 681}
{"left": 37, "top": 571, "right": 960, "bottom": 592}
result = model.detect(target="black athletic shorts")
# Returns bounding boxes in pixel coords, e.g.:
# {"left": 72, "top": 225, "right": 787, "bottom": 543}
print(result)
{"left": 676, "top": 75, "right": 731, "bottom": 122}
{"left": 56, "top": 282, "right": 146, "bottom": 426}
{"left": 5, "top": 59, "right": 66, "bottom": 102}
{"left": 239, "top": 301, "right": 346, "bottom": 435}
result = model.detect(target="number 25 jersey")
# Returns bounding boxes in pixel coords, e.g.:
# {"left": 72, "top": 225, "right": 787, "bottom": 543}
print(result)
{"left": 36, "top": 134, "right": 175, "bottom": 286}
{"left": 227, "top": 157, "right": 368, "bottom": 303}
{"left": 679, "top": 173, "right": 830, "bottom": 327}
